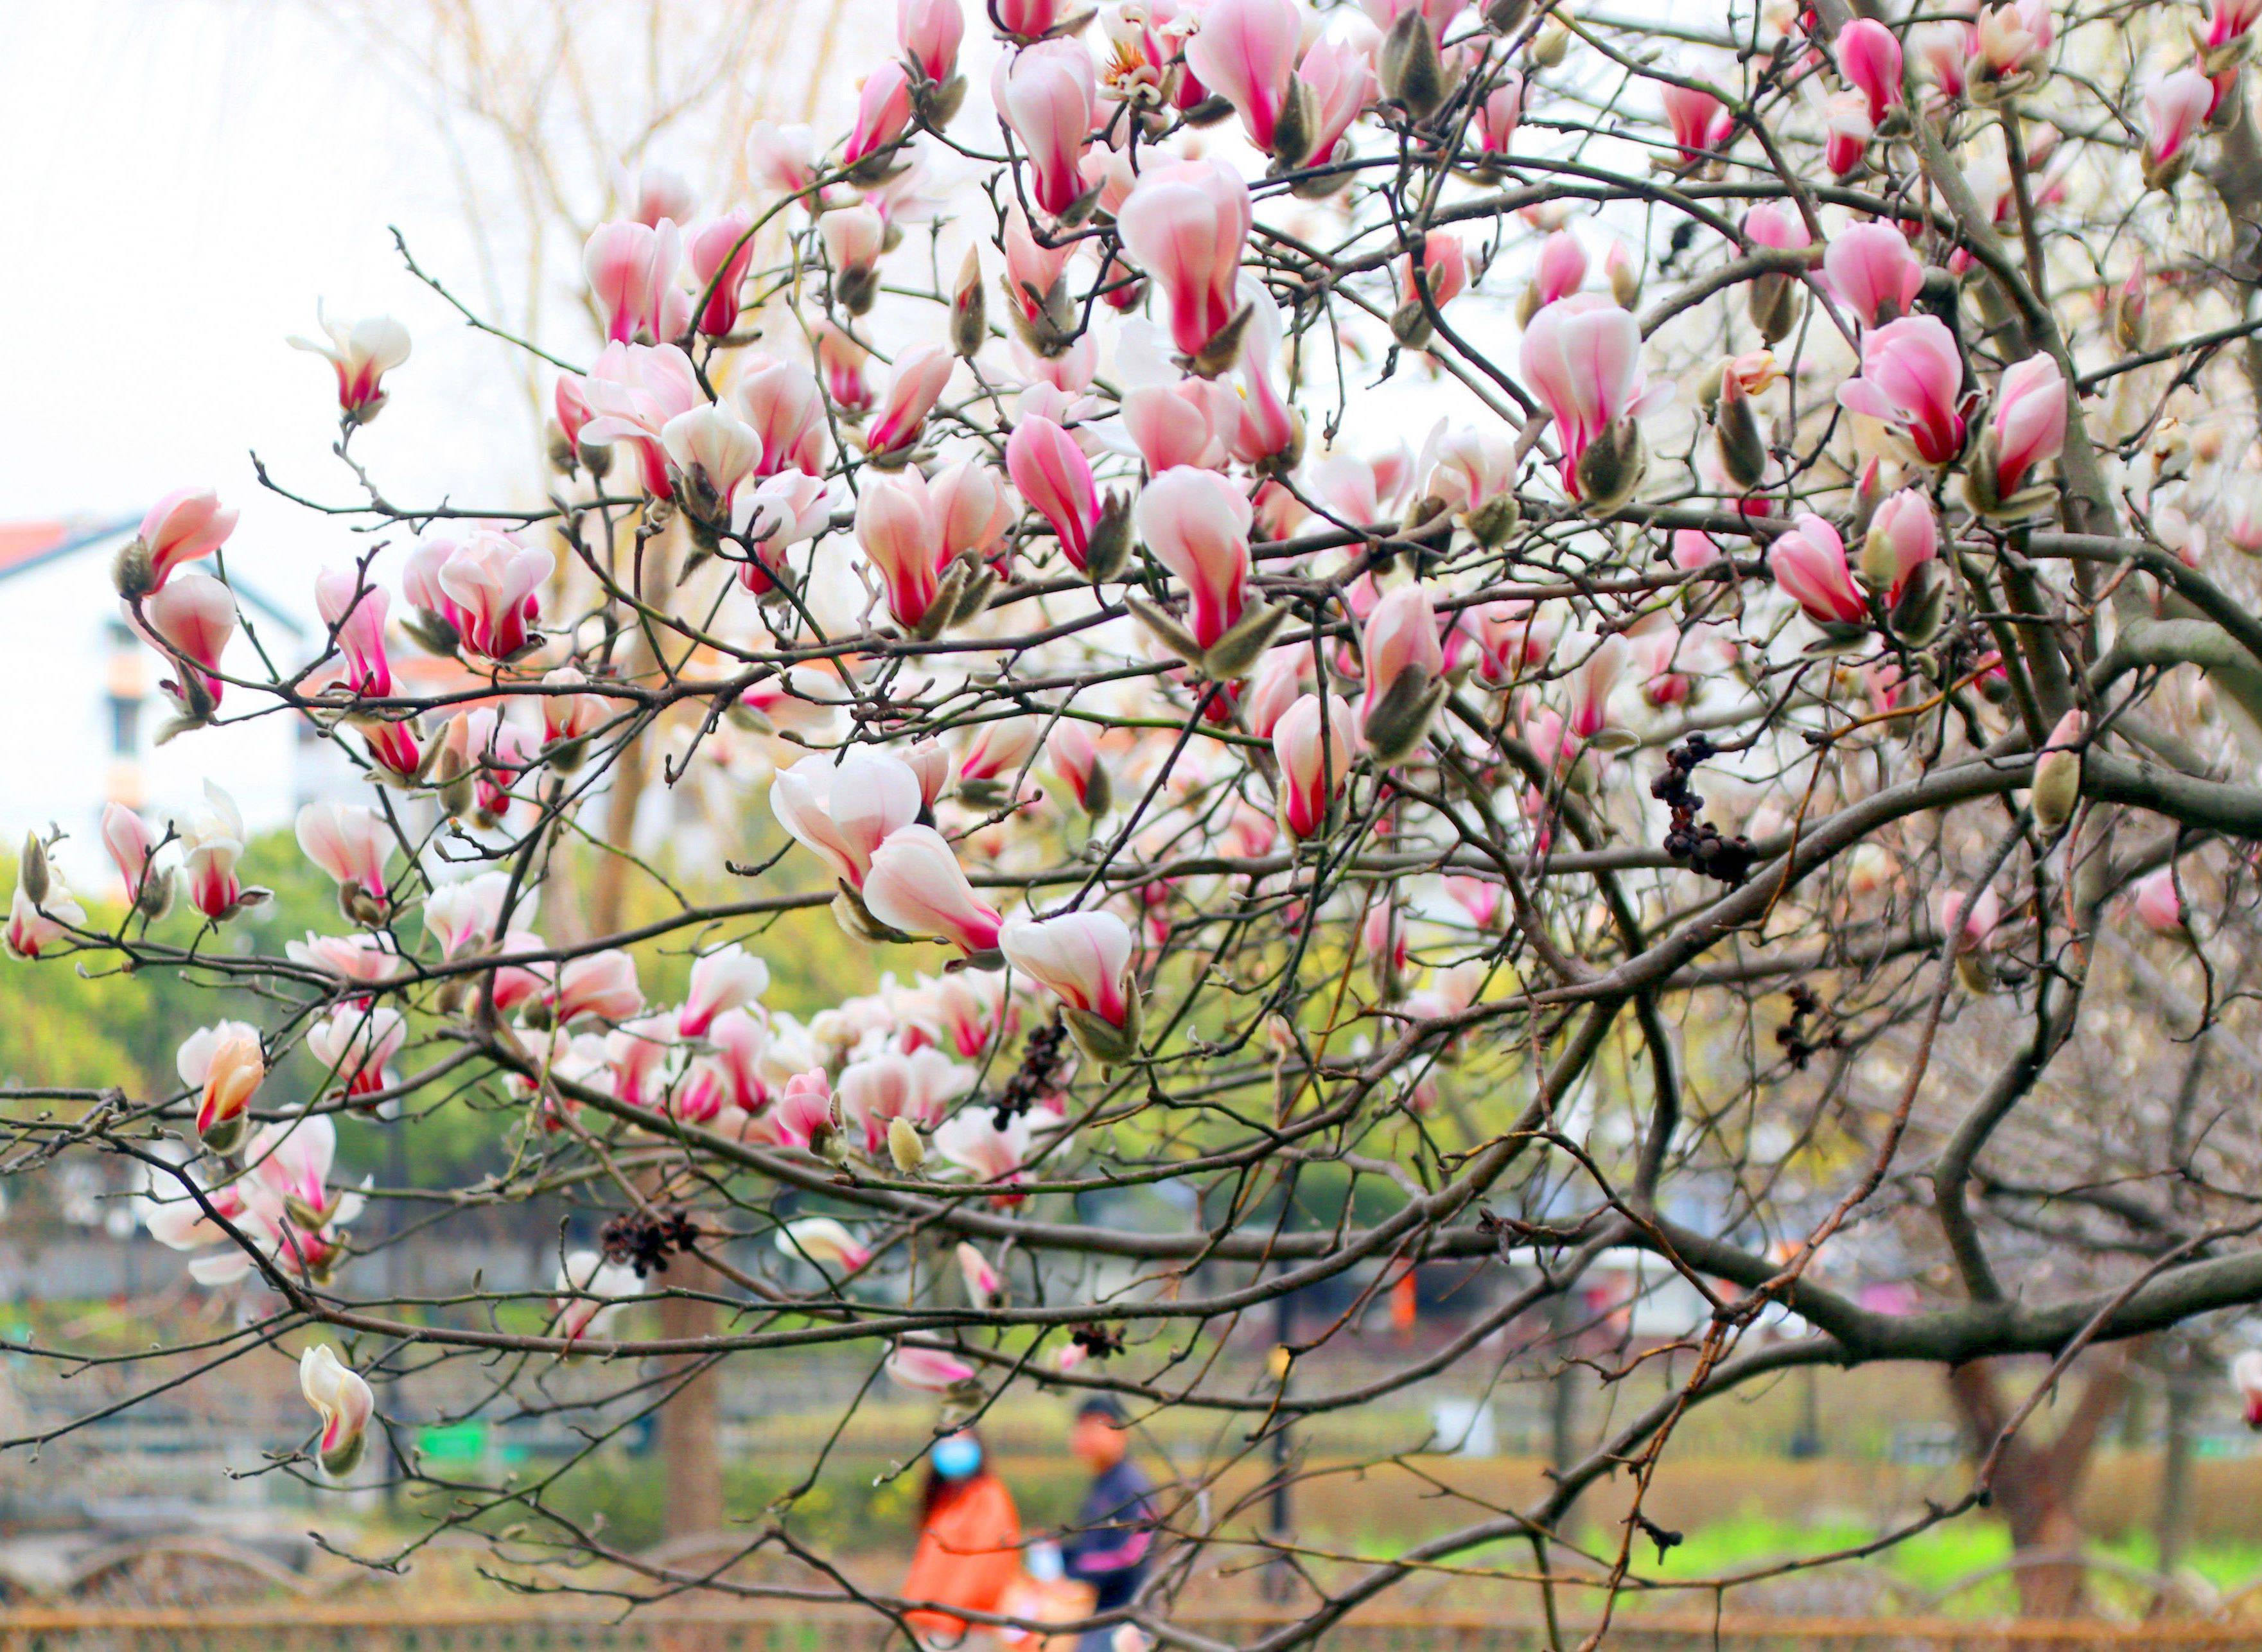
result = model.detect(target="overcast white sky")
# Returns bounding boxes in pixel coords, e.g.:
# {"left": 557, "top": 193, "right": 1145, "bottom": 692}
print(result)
{"left": 0, "top": 4, "right": 567, "bottom": 598}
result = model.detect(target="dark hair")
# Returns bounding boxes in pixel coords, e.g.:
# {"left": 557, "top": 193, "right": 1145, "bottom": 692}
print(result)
{"left": 918, "top": 1428, "right": 986, "bottom": 1524}
{"left": 1075, "top": 1395, "right": 1128, "bottom": 1426}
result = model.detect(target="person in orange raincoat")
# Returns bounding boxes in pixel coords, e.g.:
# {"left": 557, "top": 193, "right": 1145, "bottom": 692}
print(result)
{"left": 903, "top": 1429, "right": 1023, "bottom": 1646}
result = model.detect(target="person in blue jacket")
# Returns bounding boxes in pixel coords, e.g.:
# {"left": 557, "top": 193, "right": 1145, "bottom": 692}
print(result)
{"left": 1059, "top": 1396, "right": 1159, "bottom": 1652}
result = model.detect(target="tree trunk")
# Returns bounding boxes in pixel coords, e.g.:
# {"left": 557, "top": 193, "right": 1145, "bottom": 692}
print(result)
{"left": 657, "top": 1257, "right": 726, "bottom": 1544}
{"left": 2158, "top": 1361, "right": 2196, "bottom": 1578}
{"left": 1945, "top": 1354, "right": 2130, "bottom": 1619}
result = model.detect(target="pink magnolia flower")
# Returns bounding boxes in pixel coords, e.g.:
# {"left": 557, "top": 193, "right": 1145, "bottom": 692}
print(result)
{"left": 141, "top": 571, "right": 238, "bottom": 710}
{"left": 993, "top": 41, "right": 1098, "bottom": 218}
{"left": 1824, "top": 223, "right": 1924, "bottom": 328}
{"left": 295, "top": 802, "right": 392, "bottom": 906}
{"left": 901, "top": 0, "right": 965, "bottom": 83}
{"left": 1135, "top": 466, "right": 1254, "bottom": 650}
{"left": 1934, "top": 884, "right": 2002, "bottom": 950}
{"left": 1825, "top": 91, "right": 1874, "bottom": 178}
{"left": 1185, "top": 0, "right": 1306, "bottom": 155}
{"left": 7, "top": 861, "right": 82, "bottom": 960}
{"left": 1563, "top": 631, "right": 1628, "bottom": 739}
{"left": 748, "top": 121, "right": 825, "bottom": 202}
{"left": 2144, "top": 69, "right": 2214, "bottom": 189}
{"left": 625, "top": 166, "right": 695, "bottom": 228}
{"left": 1048, "top": 721, "right": 1110, "bottom": 815}
{"left": 773, "top": 751, "right": 926, "bottom": 890}
{"left": 660, "top": 401, "right": 763, "bottom": 514}
{"left": 1398, "top": 231, "right": 1470, "bottom": 316}
{"left": 855, "top": 468, "right": 951, "bottom": 630}
{"left": 289, "top": 308, "right": 412, "bottom": 423}
{"left": 1001, "top": 909, "right": 1135, "bottom": 1025}
{"left": 780, "top": 1215, "right": 873, "bottom": 1272}
{"left": 1861, "top": 488, "right": 1938, "bottom": 600}
{"left": 687, "top": 211, "right": 757, "bottom": 337}
{"left": 1273, "top": 691, "right": 1359, "bottom": 839}
{"left": 101, "top": 804, "right": 164, "bottom": 909}
{"left": 1008, "top": 415, "right": 1103, "bottom": 568}
{"left": 863, "top": 825, "right": 1006, "bottom": 958}
{"left": 1836, "top": 18, "right": 1904, "bottom": 125}
{"left": 1970, "top": 0, "right": 2053, "bottom": 94}
{"left": 132, "top": 488, "right": 240, "bottom": 593}
{"left": 820, "top": 205, "right": 888, "bottom": 310}
{"left": 2132, "top": 868, "right": 2187, "bottom": 936}
{"left": 732, "top": 355, "right": 829, "bottom": 477}
{"left": 771, "top": 1069, "right": 837, "bottom": 1150}
{"left": 1836, "top": 315, "right": 1967, "bottom": 466}
{"left": 553, "top": 1250, "right": 641, "bottom": 1342}
{"left": 552, "top": 949, "right": 644, "bottom": 1025}
{"left": 1477, "top": 71, "right": 1524, "bottom": 156}
{"left": 845, "top": 61, "right": 916, "bottom": 171}
{"left": 958, "top": 1242, "right": 1003, "bottom": 1304}
{"left": 188, "top": 1024, "right": 265, "bottom": 1149}
{"left": 933, "top": 459, "right": 1016, "bottom": 567}
{"left": 887, "top": 1341, "right": 976, "bottom": 1391}
{"left": 1297, "top": 31, "right": 1379, "bottom": 164}
{"left": 2234, "top": 1350, "right": 2262, "bottom": 1427}
{"left": 819, "top": 322, "right": 877, "bottom": 416}
{"left": 1360, "top": 582, "right": 1446, "bottom": 762}
{"left": 577, "top": 341, "right": 708, "bottom": 495}
{"left": 314, "top": 567, "right": 392, "bottom": 698}
{"left": 681, "top": 944, "right": 770, "bottom": 1039}
{"left": 408, "top": 532, "right": 550, "bottom": 661}
{"left": 308, "top": 1004, "right": 408, "bottom": 1099}
{"left": 583, "top": 218, "right": 688, "bottom": 345}
{"left": 866, "top": 343, "right": 956, "bottom": 461}
{"left": 960, "top": 717, "right": 1043, "bottom": 789}
{"left": 1530, "top": 231, "right": 1588, "bottom": 309}
{"left": 1770, "top": 513, "right": 1866, "bottom": 626}
{"left": 1660, "top": 81, "right": 1735, "bottom": 165}
{"left": 299, "top": 1345, "right": 375, "bottom": 1477}
{"left": 1984, "top": 354, "right": 2067, "bottom": 499}
{"left": 1116, "top": 158, "right": 1254, "bottom": 368}
{"left": 934, "top": 1107, "right": 1037, "bottom": 1193}
{"left": 1517, "top": 294, "right": 1665, "bottom": 507}
{"left": 177, "top": 784, "right": 247, "bottom": 922}
{"left": 423, "top": 872, "right": 512, "bottom": 960}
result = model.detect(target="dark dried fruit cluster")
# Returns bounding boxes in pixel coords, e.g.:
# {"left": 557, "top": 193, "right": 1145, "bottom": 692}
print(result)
{"left": 1775, "top": 982, "right": 1843, "bottom": 1072}
{"left": 994, "top": 1015, "right": 1069, "bottom": 1128}
{"left": 1069, "top": 1322, "right": 1125, "bottom": 1361}
{"left": 1653, "top": 734, "right": 1758, "bottom": 886}
{"left": 601, "top": 1207, "right": 702, "bottom": 1278}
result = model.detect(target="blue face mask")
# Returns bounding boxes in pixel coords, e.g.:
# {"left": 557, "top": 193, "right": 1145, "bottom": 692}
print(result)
{"left": 933, "top": 1436, "right": 983, "bottom": 1481}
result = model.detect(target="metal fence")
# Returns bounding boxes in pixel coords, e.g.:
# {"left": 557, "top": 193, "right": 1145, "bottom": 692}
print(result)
{"left": 2, "top": 1608, "right": 2260, "bottom": 1652}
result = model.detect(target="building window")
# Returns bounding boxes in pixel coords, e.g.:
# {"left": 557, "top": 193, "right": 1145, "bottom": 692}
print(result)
{"left": 107, "top": 694, "right": 142, "bottom": 757}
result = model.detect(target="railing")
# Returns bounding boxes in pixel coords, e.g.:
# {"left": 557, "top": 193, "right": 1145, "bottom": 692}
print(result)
{"left": 2, "top": 1606, "right": 2259, "bottom": 1651}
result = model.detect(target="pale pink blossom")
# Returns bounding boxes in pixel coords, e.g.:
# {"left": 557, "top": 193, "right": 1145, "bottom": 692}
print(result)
{"left": 101, "top": 804, "right": 164, "bottom": 909}
{"left": 1769, "top": 513, "right": 1866, "bottom": 627}
{"left": 1824, "top": 223, "right": 1924, "bottom": 328}
{"left": 687, "top": 211, "right": 757, "bottom": 337}
{"left": 295, "top": 802, "right": 392, "bottom": 906}
{"left": 1517, "top": 294, "right": 1665, "bottom": 505}
{"left": 1836, "top": 315, "right": 1967, "bottom": 466}
{"left": 1186, "top": 0, "right": 1307, "bottom": 154}
{"left": 863, "top": 825, "right": 1006, "bottom": 958}
{"left": 299, "top": 1345, "right": 375, "bottom": 1477}
{"left": 308, "top": 1005, "right": 408, "bottom": 1099}
{"left": 1529, "top": 231, "right": 1587, "bottom": 309}
{"left": 551, "top": 949, "right": 644, "bottom": 1025}
{"left": 1135, "top": 466, "right": 1254, "bottom": 650}
{"left": 732, "top": 355, "right": 830, "bottom": 477}
{"left": 554, "top": 1250, "right": 641, "bottom": 1342}
{"left": 578, "top": 342, "right": 710, "bottom": 495}
{"left": 855, "top": 468, "right": 951, "bottom": 630}
{"left": 1008, "top": 414, "right": 1103, "bottom": 568}
{"left": 177, "top": 783, "right": 247, "bottom": 922}
{"left": 133, "top": 488, "right": 240, "bottom": 592}
{"left": 660, "top": 401, "right": 763, "bottom": 512}
{"left": 141, "top": 571, "right": 238, "bottom": 708}
{"left": 1861, "top": 488, "right": 1938, "bottom": 601}
{"left": 772, "top": 751, "right": 927, "bottom": 890}
{"left": 1116, "top": 159, "right": 1254, "bottom": 367}
{"left": 681, "top": 944, "right": 771, "bottom": 1039}
{"left": 845, "top": 62, "right": 916, "bottom": 171}
{"left": 1660, "top": 82, "right": 1735, "bottom": 164}
{"left": 887, "top": 1341, "right": 976, "bottom": 1391}
{"left": 424, "top": 872, "right": 513, "bottom": 960}
{"left": 901, "top": 0, "right": 966, "bottom": 83}
{"left": 934, "top": 1107, "right": 1036, "bottom": 1190}
{"left": 314, "top": 567, "right": 391, "bottom": 698}
{"left": 2133, "top": 868, "right": 2187, "bottom": 936}
{"left": 993, "top": 41, "right": 1098, "bottom": 218}
{"left": 584, "top": 218, "right": 688, "bottom": 345}
{"left": 1836, "top": 18, "right": 1904, "bottom": 125}
{"left": 1274, "top": 692, "right": 1359, "bottom": 839}
{"left": 1001, "top": 909, "right": 1135, "bottom": 1025}
{"left": 289, "top": 308, "right": 411, "bottom": 423}
{"left": 960, "top": 717, "right": 1044, "bottom": 787}
{"left": 866, "top": 344, "right": 956, "bottom": 460}
{"left": 1985, "top": 355, "right": 2067, "bottom": 499}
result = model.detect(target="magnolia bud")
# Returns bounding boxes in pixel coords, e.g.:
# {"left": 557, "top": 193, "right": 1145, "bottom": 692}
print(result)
{"left": 1062, "top": 981, "right": 1143, "bottom": 1068}
{"left": 1362, "top": 667, "right": 1446, "bottom": 766}
{"left": 951, "top": 248, "right": 987, "bottom": 358}
{"left": 1482, "top": 0, "right": 1529, "bottom": 31}
{"left": 1713, "top": 372, "right": 1768, "bottom": 489}
{"left": 2030, "top": 708, "right": 2086, "bottom": 836}
{"left": 1575, "top": 419, "right": 1647, "bottom": 514}
{"left": 1268, "top": 76, "right": 1317, "bottom": 169}
{"left": 1529, "top": 19, "right": 1570, "bottom": 66}
{"left": 111, "top": 538, "right": 157, "bottom": 601}
{"left": 834, "top": 263, "right": 881, "bottom": 316}
{"left": 888, "top": 1115, "right": 927, "bottom": 1173}
{"left": 1747, "top": 270, "right": 1802, "bottom": 344}
{"left": 1084, "top": 493, "right": 1134, "bottom": 583}
{"left": 1379, "top": 8, "right": 1448, "bottom": 118}
{"left": 19, "top": 834, "right": 49, "bottom": 907}
{"left": 1464, "top": 493, "right": 1521, "bottom": 549}
{"left": 546, "top": 421, "right": 579, "bottom": 476}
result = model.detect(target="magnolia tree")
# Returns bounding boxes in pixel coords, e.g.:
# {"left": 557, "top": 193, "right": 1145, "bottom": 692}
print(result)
{"left": 15, "top": 0, "right": 2262, "bottom": 1635}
